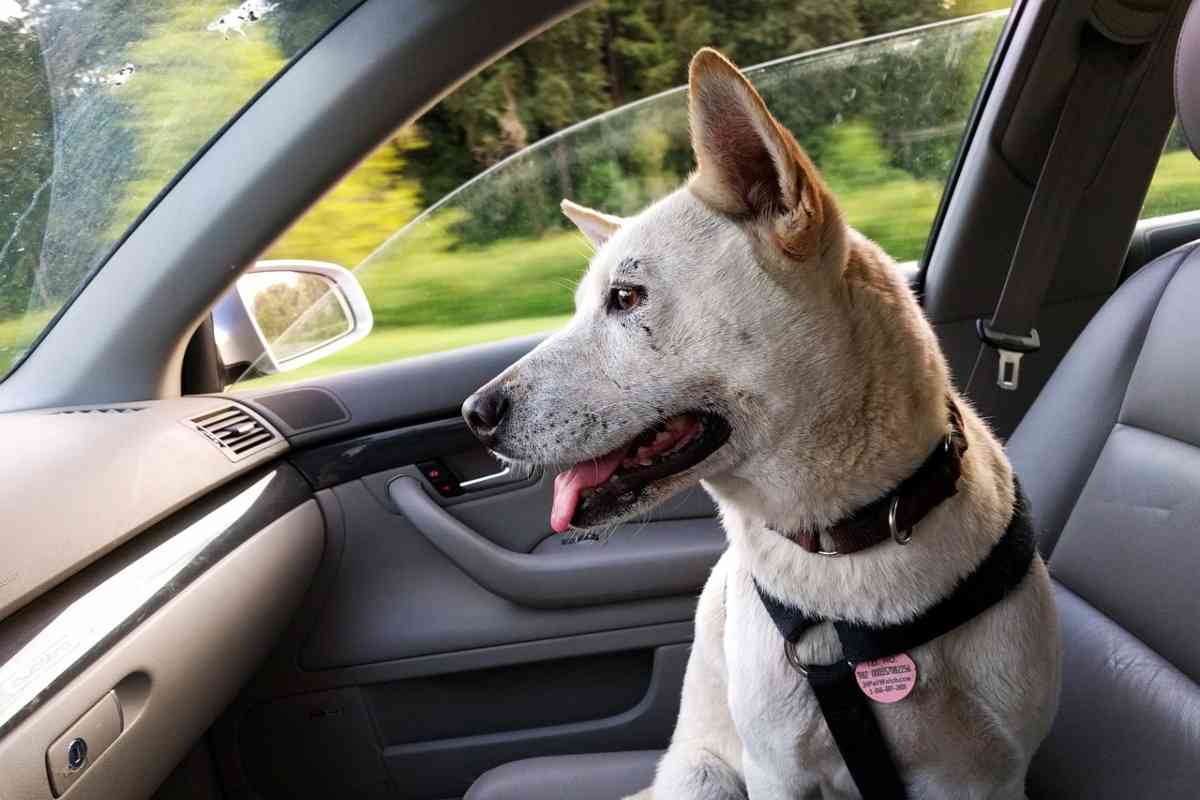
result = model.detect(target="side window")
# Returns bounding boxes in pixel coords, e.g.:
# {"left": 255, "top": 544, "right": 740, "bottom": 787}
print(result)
{"left": 227, "top": 2, "right": 1012, "bottom": 391}
{"left": 1141, "top": 120, "right": 1200, "bottom": 219}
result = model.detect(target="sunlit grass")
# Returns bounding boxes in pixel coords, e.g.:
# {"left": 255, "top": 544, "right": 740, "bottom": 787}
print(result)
{"left": 1142, "top": 148, "right": 1200, "bottom": 220}
{"left": 354, "top": 228, "right": 588, "bottom": 329}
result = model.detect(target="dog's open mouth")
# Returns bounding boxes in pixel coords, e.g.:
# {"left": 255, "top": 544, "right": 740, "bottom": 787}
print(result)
{"left": 550, "top": 412, "right": 731, "bottom": 532}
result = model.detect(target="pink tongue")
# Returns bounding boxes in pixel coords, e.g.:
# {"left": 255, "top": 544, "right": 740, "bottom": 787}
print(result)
{"left": 551, "top": 449, "right": 626, "bottom": 533}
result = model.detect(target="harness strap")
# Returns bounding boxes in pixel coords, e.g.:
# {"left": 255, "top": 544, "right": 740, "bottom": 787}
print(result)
{"left": 807, "top": 662, "right": 907, "bottom": 800}
{"left": 755, "top": 482, "right": 1036, "bottom": 799}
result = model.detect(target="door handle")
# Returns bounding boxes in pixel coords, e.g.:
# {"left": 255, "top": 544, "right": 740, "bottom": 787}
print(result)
{"left": 459, "top": 464, "right": 513, "bottom": 489}
{"left": 388, "top": 477, "right": 726, "bottom": 608}
{"left": 458, "top": 462, "right": 536, "bottom": 492}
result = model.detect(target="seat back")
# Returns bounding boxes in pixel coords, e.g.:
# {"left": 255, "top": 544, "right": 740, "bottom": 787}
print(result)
{"left": 1011, "top": 242, "right": 1200, "bottom": 796}
{"left": 1010, "top": 10, "right": 1200, "bottom": 790}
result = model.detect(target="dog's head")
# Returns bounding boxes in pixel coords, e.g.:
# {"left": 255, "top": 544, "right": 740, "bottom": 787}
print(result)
{"left": 463, "top": 49, "right": 861, "bottom": 533}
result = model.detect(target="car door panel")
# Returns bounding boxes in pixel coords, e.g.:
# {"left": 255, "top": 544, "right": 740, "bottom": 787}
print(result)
{"left": 297, "top": 477, "right": 705, "bottom": 671}
{"left": 219, "top": 339, "right": 720, "bottom": 799}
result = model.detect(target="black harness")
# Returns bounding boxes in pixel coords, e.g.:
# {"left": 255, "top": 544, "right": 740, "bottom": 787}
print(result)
{"left": 755, "top": 484, "right": 1037, "bottom": 799}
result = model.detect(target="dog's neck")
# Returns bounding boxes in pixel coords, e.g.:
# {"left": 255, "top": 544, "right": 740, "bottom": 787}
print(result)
{"left": 704, "top": 397, "right": 1015, "bottom": 625}
{"left": 770, "top": 399, "right": 968, "bottom": 556}
{"left": 703, "top": 234, "right": 1016, "bottom": 624}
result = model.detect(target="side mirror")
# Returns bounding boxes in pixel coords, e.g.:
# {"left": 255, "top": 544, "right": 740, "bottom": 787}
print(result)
{"left": 213, "top": 260, "right": 373, "bottom": 384}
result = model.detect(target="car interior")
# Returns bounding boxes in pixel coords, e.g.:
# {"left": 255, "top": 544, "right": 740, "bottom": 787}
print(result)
{"left": 1, "top": 0, "right": 1199, "bottom": 798}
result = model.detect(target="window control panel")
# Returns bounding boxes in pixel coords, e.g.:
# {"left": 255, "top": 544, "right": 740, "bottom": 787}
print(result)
{"left": 417, "top": 461, "right": 463, "bottom": 497}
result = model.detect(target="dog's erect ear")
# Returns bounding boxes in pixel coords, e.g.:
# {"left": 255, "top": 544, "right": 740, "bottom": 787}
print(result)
{"left": 561, "top": 199, "right": 623, "bottom": 248}
{"left": 688, "top": 48, "right": 842, "bottom": 262}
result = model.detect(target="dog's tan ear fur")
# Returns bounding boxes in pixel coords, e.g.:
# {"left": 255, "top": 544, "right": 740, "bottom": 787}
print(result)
{"left": 561, "top": 198, "right": 623, "bottom": 248}
{"left": 688, "top": 48, "right": 844, "bottom": 265}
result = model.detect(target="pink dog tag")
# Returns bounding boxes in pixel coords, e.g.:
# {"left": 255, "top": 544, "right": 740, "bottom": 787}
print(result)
{"left": 854, "top": 654, "right": 918, "bottom": 703}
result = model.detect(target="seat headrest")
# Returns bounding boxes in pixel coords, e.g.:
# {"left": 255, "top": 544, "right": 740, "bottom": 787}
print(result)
{"left": 1177, "top": 1, "right": 1200, "bottom": 158}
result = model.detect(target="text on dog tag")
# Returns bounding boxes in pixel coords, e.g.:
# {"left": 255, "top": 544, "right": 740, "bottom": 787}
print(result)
{"left": 854, "top": 654, "right": 917, "bottom": 703}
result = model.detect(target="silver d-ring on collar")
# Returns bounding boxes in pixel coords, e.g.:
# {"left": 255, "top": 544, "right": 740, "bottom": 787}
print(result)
{"left": 889, "top": 496, "right": 914, "bottom": 545}
{"left": 783, "top": 640, "right": 809, "bottom": 675}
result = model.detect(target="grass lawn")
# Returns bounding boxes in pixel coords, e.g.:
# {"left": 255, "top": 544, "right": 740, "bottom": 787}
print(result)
{"left": 1142, "top": 148, "right": 1200, "bottom": 219}
{"left": 355, "top": 228, "right": 588, "bottom": 330}
{"left": 230, "top": 313, "right": 571, "bottom": 391}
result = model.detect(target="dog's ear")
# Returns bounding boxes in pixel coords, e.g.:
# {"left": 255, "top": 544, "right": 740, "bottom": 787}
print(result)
{"left": 561, "top": 199, "right": 623, "bottom": 248}
{"left": 688, "top": 48, "right": 844, "bottom": 264}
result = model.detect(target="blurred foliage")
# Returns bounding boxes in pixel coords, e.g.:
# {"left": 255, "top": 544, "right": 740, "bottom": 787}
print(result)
{"left": 0, "top": 0, "right": 356, "bottom": 374}
{"left": 111, "top": 3, "right": 288, "bottom": 231}
{"left": 251, "top": 273, "right": 334, "bottom": 339}
{"left": 266, "top": 129, "right": 427, "bottom": 268}
{"left": 249, "top": 272, "right": 350, "bottom": 361}
{"left": 5, "top": 0, "right": 1200, "bottom": 392}
{"left": 0, "top": 16, "right": 53, "bottom": 319}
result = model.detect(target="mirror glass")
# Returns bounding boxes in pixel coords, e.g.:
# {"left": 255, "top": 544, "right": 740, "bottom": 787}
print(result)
{"left": 237, "top": 271, "right": 353, "bottom": 364}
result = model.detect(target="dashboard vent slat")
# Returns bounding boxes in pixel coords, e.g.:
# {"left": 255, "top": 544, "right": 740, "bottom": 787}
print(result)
{"left": 187, "top": 405, "right": 280, "bottom": 462}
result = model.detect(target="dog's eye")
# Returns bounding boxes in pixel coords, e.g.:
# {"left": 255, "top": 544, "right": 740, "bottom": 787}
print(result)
{"left": 608, "top": 285, "right": 644, "bottom": 313}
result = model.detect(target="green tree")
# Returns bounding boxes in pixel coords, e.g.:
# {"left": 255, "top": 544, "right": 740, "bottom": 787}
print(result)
{"left": 856, "top": 0, "right": 949, "bottom": 37}
{"left": 0, "top": 14, "right": 53, "bottom": 318}
{"left": 263, "top": 130, "right": 426, "bottom": 268}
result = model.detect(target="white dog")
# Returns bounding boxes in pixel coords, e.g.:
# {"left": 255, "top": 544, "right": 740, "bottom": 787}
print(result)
{"left": 463, "top": 48, "right": 1060, "bottom": 799}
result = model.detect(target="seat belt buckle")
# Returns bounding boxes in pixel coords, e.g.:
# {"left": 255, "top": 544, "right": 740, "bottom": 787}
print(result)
{"left": 976, "top": 320, "right": 1040, "bottom": 392}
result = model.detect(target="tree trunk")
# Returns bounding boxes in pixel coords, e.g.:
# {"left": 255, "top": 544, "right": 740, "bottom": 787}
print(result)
{"left": 554, "top": 140, "right": 573, "bottom": 203}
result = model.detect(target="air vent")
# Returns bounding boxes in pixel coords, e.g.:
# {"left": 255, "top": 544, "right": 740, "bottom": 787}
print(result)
{"left": 52, "top": 406, "right": 146, "bottom": 415}
{"left": 187, "top": 405, "right": 280, "bottom": 461}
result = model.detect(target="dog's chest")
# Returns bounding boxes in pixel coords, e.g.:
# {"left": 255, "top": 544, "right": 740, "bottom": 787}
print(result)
{"left": 723, "top": 580, "right": 853, "bottom": 793}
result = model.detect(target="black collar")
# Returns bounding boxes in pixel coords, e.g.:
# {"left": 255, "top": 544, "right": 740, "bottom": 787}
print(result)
{"left": 770, "top": 398, "right": 968, "bottom": 556}
{"left": 756, "top": 481, "right": 1036, "bottom": 659}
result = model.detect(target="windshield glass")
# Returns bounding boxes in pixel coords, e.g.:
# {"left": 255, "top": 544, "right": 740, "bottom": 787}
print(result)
{"left": 0, "top": 0, "right": 360, "bottom": 380}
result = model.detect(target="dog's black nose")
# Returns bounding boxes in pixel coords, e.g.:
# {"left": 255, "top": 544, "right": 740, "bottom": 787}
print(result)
{"left": 462, "top": 387, "right": 510, "bottom": 442}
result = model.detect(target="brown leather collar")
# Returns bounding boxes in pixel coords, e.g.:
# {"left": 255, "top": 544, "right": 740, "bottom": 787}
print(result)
{"left": 773, "top": 399, "right": 968, "bottom": 556}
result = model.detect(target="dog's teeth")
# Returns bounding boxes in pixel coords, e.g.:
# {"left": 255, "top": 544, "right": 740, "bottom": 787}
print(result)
{"left": 653, "top": 431, "right": 672, "bottom": 445}
{"left": 639, "top": 457, "right": 653, "bottom": 466}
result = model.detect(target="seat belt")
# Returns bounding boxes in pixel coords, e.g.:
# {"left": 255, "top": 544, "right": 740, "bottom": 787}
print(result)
{"left": 968, "top": 24, "right": 1142, "bottom": 400}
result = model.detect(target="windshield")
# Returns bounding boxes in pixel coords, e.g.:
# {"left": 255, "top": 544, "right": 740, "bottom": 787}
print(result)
{"left": 0, "top": 0, "right": 360, "bottom": 380}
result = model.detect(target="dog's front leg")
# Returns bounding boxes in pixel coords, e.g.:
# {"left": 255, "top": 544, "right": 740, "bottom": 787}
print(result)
{"left": 624, "top": 555, "right": 747, "bottom": 800}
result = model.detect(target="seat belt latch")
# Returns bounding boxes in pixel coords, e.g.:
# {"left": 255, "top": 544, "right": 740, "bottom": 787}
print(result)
{"left": 976, "top": 320, "right": 1040, "bottom": 392}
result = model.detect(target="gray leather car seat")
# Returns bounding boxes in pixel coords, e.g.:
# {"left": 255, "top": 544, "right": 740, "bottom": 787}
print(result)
{"left": 466, "top": 6, "right": 1200, "bottom": 798}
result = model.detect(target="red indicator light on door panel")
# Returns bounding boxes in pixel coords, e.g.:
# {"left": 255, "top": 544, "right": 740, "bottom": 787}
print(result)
{"left": 417, "top": 461, "right": 462, "bottom": 497}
